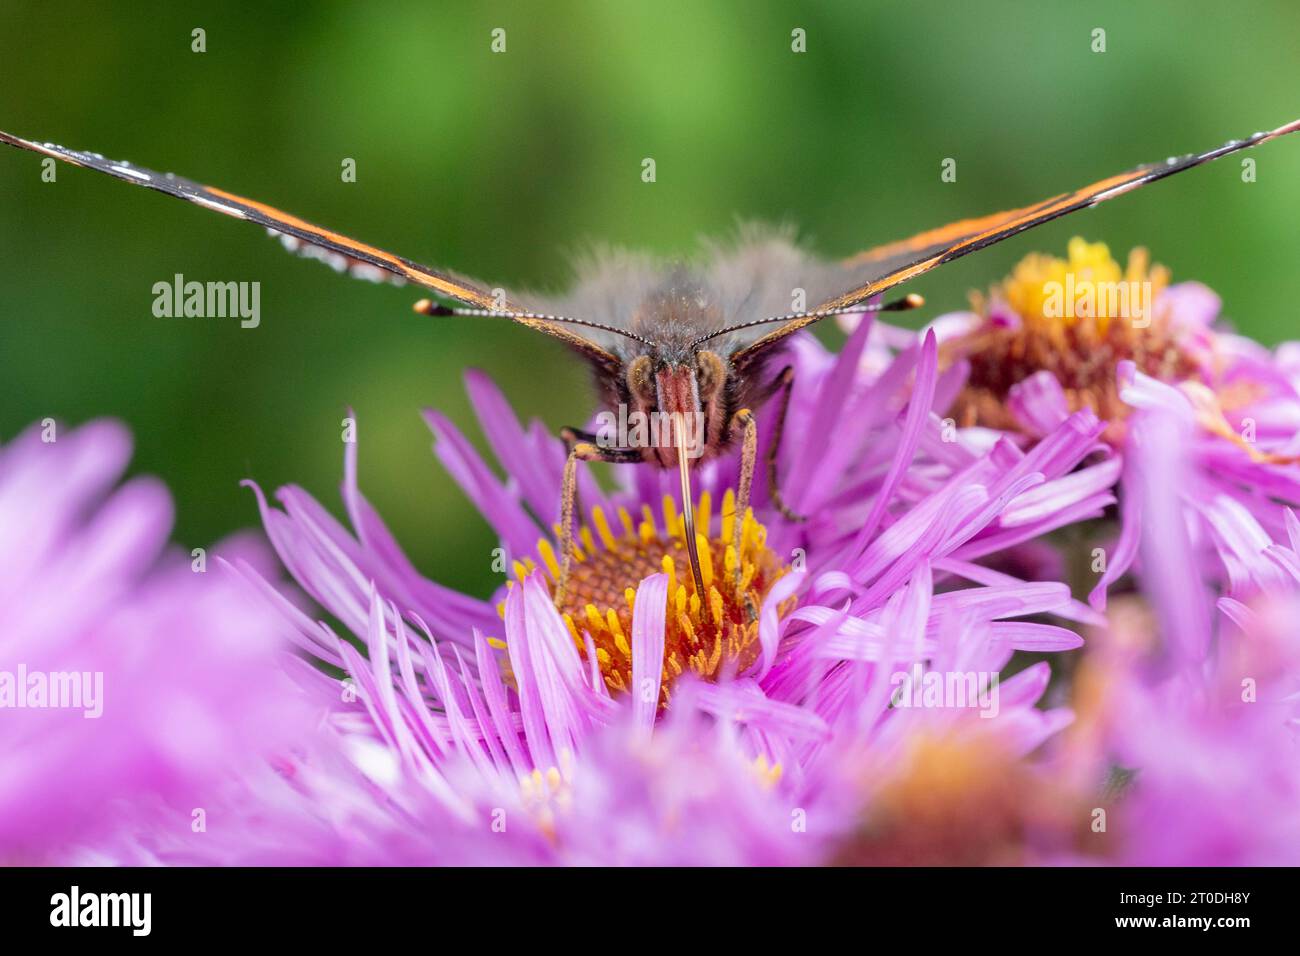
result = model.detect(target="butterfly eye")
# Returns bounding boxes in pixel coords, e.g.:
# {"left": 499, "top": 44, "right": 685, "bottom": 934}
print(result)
{"left": 695, "top": 350, "right": 726, "bottom": 399}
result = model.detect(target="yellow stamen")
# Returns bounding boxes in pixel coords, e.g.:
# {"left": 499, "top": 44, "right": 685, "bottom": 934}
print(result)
{"left": 584, "top": 603, "right": 605, "bottom": 636}
{"left": 592, "top": 507, "right": 618, "bottom": 551}
{"left": 606, "top": 608, "right": 624, "bottom": 641}
{"left": 709, "top": 587, "right": 724, "bottom": 626}
{"left": 720, "top": 488, "right": 737, "bottom": 543}
{"left": 641, "top": 504, "right": 657, "bottom": 535}
{"left": 696, "top": 533, "right": 714, "bottom": 590}
{"left": 537, "top": 539, "right": 561, "bottom": 579}
{"left": 662, "top": 553, "right": 677, "bottom": 597}
{"left": 662, "top": 494, "right": 681, "bottom": 540}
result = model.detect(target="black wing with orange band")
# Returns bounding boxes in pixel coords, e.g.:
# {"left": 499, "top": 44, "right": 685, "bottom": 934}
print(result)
{"left": 0, "top": 129, "right": 511, "bottom": 311}
{"left": 734, "top": 117, "right": 1300, "bottom": 363}
{"left": 0, "top": 129, "right": 635, "bottom": 367}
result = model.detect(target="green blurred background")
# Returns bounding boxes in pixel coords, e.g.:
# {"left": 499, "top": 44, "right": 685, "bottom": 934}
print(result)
{"left": 2, "top": 0, "right": 1298, "bottom": 597}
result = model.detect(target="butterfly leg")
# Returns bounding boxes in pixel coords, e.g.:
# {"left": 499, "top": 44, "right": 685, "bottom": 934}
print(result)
{"left": 724, "top": 409, "right": 762, "bottom": 622}
{"left": 763, "top": 366, "right": 806, "bottom": 523}
{"left": 729, "top": 366, "right": 805, "bottom": 542}
{"left": 727, "top": 408, "right": 758, "bottom": 587}
{"left": 556, "top": 429, "right": 642, "bottom": 608}
{"left": 726, "top": 368, "right": 803, "bottom": 592}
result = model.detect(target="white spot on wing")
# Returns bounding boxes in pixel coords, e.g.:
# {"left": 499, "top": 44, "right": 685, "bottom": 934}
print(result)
{"left": 265, "top": 227, "right": 402, "bottom": 285}
{"left": 1093, "top": 180, "right": 1144, "bottom": 202}
{"left": 191, "top": 195, "right": 246, "bottom": 218}
{"left": 349, "top": 263, "right": 397, "bottom": 284}
{"left": 111, "top": 164, "right": 151, "bottom": 181}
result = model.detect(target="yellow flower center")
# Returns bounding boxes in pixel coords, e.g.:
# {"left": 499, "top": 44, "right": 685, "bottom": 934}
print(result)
{"left": 502, "top": 489, "right": 794, "bottom": 706}
{"left": 1001, "top": 236, "right": 1170, "bottom": 337}
{"left": 947, "top": 237, "right": 1196, "bottom": 440}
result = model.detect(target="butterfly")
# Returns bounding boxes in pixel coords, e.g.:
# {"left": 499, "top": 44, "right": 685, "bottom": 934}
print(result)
{"left": 4, "top": 118, "right": 1298, "bottom": 600}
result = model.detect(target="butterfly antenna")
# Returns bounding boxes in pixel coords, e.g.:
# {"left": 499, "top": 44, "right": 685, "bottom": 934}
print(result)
{"left": 690, "top": 292, "right": 924, "bottom": 348}
{"left": 414, "top": 299, "right": 655, "bottom": 347}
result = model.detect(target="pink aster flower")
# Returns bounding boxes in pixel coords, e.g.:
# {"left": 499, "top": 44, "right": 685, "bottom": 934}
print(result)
{"left": 226, "top": 319, "right": 1115, "bottom": 863}
{"left": 867, "top": 237, "right": 1300, "bottom": 617}
{"left": 0, "top": 419, "right": 311, "bottom": 862}
{"left": 157, "top": 563, "right": 1077, "bottom": 865}
{"left": 823, "top": 240, "right": 1300, "bottom": 865}
{"left": 1064, "top": 401, "right": 1300, "bottom": 864}
{"left": 1097, "top": 636, "right": 1300, "bottom": 865}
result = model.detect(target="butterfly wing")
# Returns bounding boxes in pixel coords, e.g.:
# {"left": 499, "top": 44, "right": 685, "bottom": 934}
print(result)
{"left": 0, "top": 129, "right": 512, "bottom": 310}
{"left": 0, "top": 128, "right": 632, "bottom": 367}
{"left": 733, "top": 118, "right": 1300, "bottom": 362}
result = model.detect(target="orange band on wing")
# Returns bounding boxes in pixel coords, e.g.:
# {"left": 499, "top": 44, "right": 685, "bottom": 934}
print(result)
{"left": 203, "top": 186, "right": 498, "bottom": 306}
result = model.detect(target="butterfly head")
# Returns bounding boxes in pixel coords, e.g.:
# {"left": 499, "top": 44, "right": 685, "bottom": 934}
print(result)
{"left": 623, "top": 348, "right": 728, "bottom": 467}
